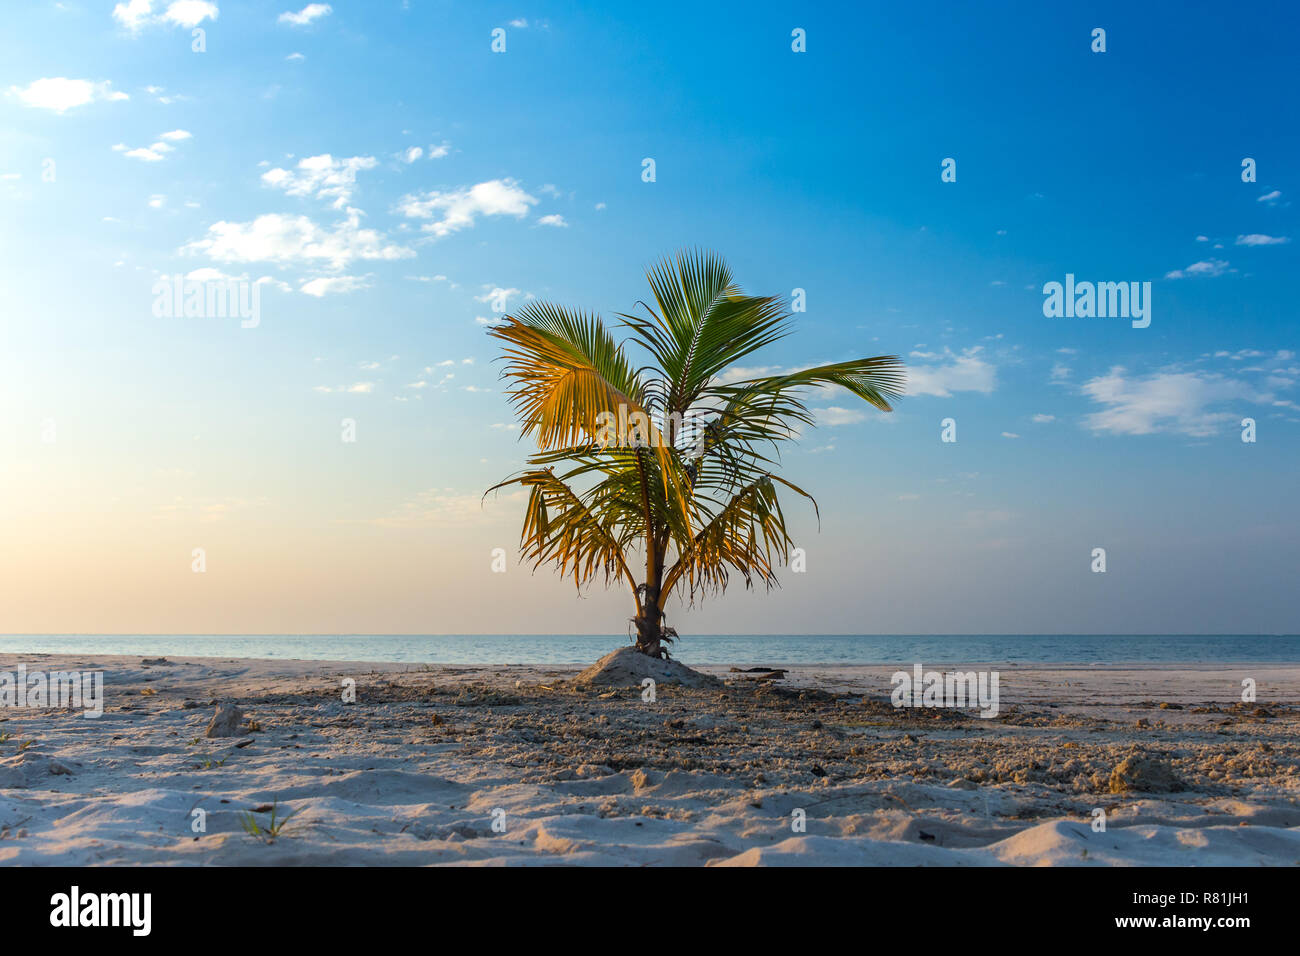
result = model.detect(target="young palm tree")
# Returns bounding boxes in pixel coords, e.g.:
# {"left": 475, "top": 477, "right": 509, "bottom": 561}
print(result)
{"left": 487, "top": 250, "right": 904, "bottom": 659}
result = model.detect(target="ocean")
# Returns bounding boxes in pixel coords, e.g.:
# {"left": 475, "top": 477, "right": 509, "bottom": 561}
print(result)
{"left": 1, "top": 634, "right": 1297, "bottom": 666}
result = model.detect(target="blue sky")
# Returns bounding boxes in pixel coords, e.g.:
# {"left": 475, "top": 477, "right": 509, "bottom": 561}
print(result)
{"left": 1, "top": 1, "right": 1297, "bottom": 635}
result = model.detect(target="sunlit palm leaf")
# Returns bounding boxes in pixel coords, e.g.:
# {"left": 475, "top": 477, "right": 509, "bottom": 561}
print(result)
{"left": 486, "top": 249, "right": 905, "bottom": 648}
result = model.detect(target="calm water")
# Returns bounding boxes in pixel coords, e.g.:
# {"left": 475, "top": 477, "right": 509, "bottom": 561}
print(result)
{"left": 0, "top": 634, "right": 1297, "bottom": 666}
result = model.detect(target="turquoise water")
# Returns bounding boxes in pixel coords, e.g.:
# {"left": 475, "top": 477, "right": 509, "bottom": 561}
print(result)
{"left": 1, "top": 634, "right": 1297, "bottom": 666}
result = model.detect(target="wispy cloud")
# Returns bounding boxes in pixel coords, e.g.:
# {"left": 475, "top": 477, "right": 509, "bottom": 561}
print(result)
{"left": 112, "top": 129, "right": 192, "bottom": 162}
{"left": 815, "top": 406, "right": 867, "bottom": 426}
{"left": 373, "top": 488, "right": 525, "bottom": 527}
{"left": 395, "top": 179, "right": 538, "bottom": 237}
{"left": 278, "top": 4, "right": 332, "bottom": 27}
{"left": 300, "top": 274, "right": 372, "bottom": 297}
{"left": 262, "top": 154, "right": 377, "bottom": 209}
{"left": 906, "top": 347, "right": 997, "bottom": 397}
{"left": 1165, "top": 258, "right": 1232, "bottom": 279}
{"left": 315, "top": 381, "right": 375, "bottom": 394}
{"left": 1081, "top": 367, "right": 1273, "bottom": 436}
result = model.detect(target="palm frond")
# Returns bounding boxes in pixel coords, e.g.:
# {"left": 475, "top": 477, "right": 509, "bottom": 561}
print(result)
{"left": 484, "top": 250, "right": 905, "bottom": 628}
{"left": 487, "top": 469, "right": 640, "bottom": 595}
{"left": 659, "top": 473, "right": 815, "bottom": 603}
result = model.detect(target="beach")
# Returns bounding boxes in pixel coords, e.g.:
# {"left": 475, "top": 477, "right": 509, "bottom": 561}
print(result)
{"left": 1, "top": 652, "right": 1297, "bottom": 866}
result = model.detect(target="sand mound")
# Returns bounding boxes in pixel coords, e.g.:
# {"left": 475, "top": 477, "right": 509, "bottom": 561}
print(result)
{"left": 573, "top": 646, "right": 720, "bottom": 688}
{"left": 1109, "top": 752, "right": 1184, "bottom": 793}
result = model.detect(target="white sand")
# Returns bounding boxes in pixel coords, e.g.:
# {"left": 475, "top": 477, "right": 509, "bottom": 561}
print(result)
{"left": 0, "top": 653, "right": 1297, "bottom": 866}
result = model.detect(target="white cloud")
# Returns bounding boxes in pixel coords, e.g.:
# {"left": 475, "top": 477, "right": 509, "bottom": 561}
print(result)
{"left": 114, "top": 1, "right": 219, "bottom": 30}
{"left": 144, "top": 85, "right": 184, "bottom": 105}
{"left": 313, "top": 381, "right": 374, "bottom": 394}
{"left": 474, "top": 286, "right": 522, "bottom": 308}
{"left": 536, "top": 213, "right": 569, "bottom": 228}
{"left": 113, "top": 0, "right": 155, "bottom": 28}
{"left": 395, "top": 178, "right": 537, "bottom": 237}
{"left": 1257, "top": 190, "right": 1282, "bottom": 204}
{"left": 286, "top": 52, "right": 305, "bottom": 61}
{"left": 906, "top": 347, "right": 997, "bottom": 397}
{"left": 118, "top": 144, "right": 167, "bottom": 162}
{"left": 262, "top": 154, "right": 377, "bottom": 209}
{"left": 1165, "top": 258, "right": 1232, "bottom": 280}
{"left": 1001, "top": 432, "right": 1020, "bottom": 439}
{"left": 114, "top": 130, "right": 191, "bottom": 162}
{"left": 1081, "top": 367, "right": 1272, "bottom": 437}
{"left": 427, "top": 142, "right": 451, "bottom": 159}
{"left": 300, "top": 274, "right": 372, "bottom": 297}
{"left": 8, "top": 78, "right": 128, "bottom": 112}
{"left": 1235, "top": 234, "right": 1290, "bottom": 246}
{"left": 815, "top": 406, "right": 867, "bottom": 426}
{"left": 161, "top": 0, "right": 218, "bottom": 26}
{"left": 183, "top": 268, "right": 290, "bottom": 292}
{"left": 279, "top": 4, "right": 332, "bottom": 26}
{"left": 398, "top": 146, "right": 423, "bottom": 163}
{"left": 183, "top": 210, "right": 412, "bottom": 270}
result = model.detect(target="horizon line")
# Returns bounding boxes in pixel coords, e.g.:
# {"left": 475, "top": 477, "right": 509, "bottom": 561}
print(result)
{"left": 4, "top": 633, "right": 1298, "bottom": 639}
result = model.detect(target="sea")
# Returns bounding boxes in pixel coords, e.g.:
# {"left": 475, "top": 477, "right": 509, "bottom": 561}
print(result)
{"left": 0, "top": 634, "right": 1297, "bottom": 666}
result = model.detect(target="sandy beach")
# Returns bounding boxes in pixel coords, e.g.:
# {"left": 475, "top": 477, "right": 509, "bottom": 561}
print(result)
{"left": 0, "top": 652, "right": 1297, "bottom": 866}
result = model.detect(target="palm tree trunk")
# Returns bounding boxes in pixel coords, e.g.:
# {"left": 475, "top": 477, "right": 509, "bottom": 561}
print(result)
{"left": 633, "top": 583, "right": 665, "bottom": 657}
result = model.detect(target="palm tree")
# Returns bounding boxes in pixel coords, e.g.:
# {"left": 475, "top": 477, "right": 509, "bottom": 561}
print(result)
{"left": 487, "top": 250, "right": 905, "bottom": 659}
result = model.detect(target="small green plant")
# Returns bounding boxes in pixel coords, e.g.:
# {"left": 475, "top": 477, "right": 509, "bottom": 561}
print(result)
{"left": 17, "top": 740, "right": 35, "bottom": 752}
{"left": 0, "top": 733, "right": 12, "bottom": 743}
{"left": 197, "top": 756, "right": 227, "bottom": 770}
{"left": 239, "top": 801, "right": 297, "bottom": 843}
